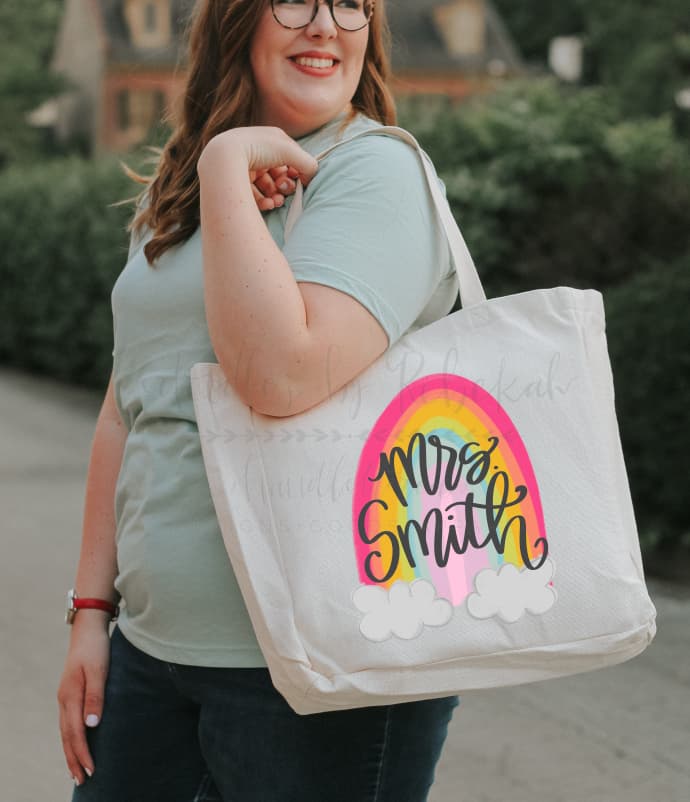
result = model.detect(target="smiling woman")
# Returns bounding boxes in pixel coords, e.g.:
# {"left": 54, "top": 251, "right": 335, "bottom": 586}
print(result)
{"left": 58, "top": 0, "right": 461, "bottom": 799}
{"left": 249, "top": 0, "right": 370, "bottom": 136}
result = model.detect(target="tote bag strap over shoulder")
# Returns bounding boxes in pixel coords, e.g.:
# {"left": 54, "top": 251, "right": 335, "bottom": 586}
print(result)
{"left": 284, "top": 124, "right": 487, "bottom": 309}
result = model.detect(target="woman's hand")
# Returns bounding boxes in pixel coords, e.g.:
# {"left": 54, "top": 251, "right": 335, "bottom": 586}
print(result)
{"left": 251, "top": 165, "right": 300, "bottom": 211}
{"left": 57, "top": 616, "right": 112, "bottom": 786}
{"left": 199, "top": 126, "right": 319, "bottom": 196}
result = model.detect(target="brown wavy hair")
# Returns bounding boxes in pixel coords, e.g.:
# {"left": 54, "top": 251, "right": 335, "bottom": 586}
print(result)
{"left": 118, "top": 0, "right": 397, "bottom": 267}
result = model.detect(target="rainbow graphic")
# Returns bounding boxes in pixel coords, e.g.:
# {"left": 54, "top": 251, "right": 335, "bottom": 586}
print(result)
{"left": 352, "top": 373, "right": 548, "bottom": 607}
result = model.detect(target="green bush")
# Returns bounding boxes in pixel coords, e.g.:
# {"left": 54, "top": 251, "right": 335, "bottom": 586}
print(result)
{"left": 492, "top": 0, "right": 689, "bottom": 119}
{"left": 604, "top": 257, "right": 690, "bottom": 553}
{"left": 399, "top": 78, "right": 690, "bottom": 297}
{"left": 0, "top": 155, "right": 134, "bottom": 388}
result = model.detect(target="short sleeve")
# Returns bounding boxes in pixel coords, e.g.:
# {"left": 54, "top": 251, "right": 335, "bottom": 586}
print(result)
{"left": 282, "top": 134, "right": 453, "bottom": 348}
{"left": 113, "top": 192, "right": 151, "bottom": 357}
{"left": 126, "top": 190, "right": 151, "bottom": 262}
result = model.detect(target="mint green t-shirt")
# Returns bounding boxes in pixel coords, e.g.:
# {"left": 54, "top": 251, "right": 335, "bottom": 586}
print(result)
{"left": 111, "top": 111, "right": 458, "bottom": 666}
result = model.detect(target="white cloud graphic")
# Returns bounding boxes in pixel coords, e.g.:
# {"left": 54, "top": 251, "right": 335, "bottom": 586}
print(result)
{"left": 352, "top": 579, "right": 453, "bottom": 642}
{"left": 466, "top": 558, "right": 557, "bottom": 623}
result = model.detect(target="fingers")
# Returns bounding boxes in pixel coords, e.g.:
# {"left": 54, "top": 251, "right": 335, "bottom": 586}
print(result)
{"left": 259, "top": 167, "right": 296, "bottom": 197}
{"left": 83, "top": 662, "right": 106, "bottom": 734}
{"left": 267, "top": 133, "right": 319, "bottom": 185}
{"left": 267, "top": 165, "right": 289, "bottom": 181}
{"left": 58, "top": 670, "right": 95, "bottom": 786}
{"left": 251, "top": 164, "right": 298, "bottom": 211}
{"left": 252, "top": 183, "right": 277, "bottom": 211}
{"left": 270, "top": 166, "right": 298, "bottom": 195}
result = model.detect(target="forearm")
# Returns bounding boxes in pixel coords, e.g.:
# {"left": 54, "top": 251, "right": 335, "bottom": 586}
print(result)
{"left": 71, "top": 412, "right": 126, "bottom": 631}
{"left": 198, "top": 140, "right": 310, "bottom": 413}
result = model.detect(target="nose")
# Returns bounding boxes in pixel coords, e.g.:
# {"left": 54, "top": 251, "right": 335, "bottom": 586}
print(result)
{"left": 306, "top": 0, "right": 338, "bottom": 38}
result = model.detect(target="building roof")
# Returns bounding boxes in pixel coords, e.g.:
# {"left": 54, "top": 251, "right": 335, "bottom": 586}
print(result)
{"left": 96, "top": 0, "right": 194, "bottom": 67}
{"left": 95, "top": 0, "right": 523, "bottom": 74}
{"left": 387, "top": 0, "right": 523, "bottom": 74}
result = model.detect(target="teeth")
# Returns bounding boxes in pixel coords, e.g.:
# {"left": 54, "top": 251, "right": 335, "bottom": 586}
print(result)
{"left": 294, "top": 57, "right": 335, "bottom": 68}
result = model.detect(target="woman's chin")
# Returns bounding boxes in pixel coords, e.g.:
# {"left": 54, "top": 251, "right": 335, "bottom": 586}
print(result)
{"left": 272, "top": 102, "right": 349, "bottom": 136}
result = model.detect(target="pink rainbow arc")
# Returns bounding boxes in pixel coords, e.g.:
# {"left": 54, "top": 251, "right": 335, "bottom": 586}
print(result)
{"left": 352, "top": 374, "right": 547, "bottom": 606}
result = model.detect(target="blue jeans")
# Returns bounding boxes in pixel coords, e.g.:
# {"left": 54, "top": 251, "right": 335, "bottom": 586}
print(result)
{"left": 72, "top": 625, "right": 460, "bottom": 802}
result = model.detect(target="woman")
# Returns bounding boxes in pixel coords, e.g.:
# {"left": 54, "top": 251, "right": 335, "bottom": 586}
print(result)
{"left": 57, "top": 0, "right": 460, "bottom": 799}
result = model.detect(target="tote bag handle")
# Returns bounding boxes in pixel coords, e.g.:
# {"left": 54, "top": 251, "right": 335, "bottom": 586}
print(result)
{"left": 284, "top": 124, "right": 487, "bottom": 309}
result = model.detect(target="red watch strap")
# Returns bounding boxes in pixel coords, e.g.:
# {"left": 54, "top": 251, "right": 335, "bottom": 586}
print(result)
{"left": 74, "top": 598, "right": 119, "bottom": 616}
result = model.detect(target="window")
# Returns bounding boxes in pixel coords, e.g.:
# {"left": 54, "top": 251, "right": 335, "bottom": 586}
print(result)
{"left": 117, "top": 90, "right": 130, "bottom": 130}
{"left": 123, "top": 0, "right": 171, "bottom": 48}
{"left": 433, "top": 0, "right": 486, "bottom": 58}
{"left": 144, "top": 2, "right": 157, "bottom": 33}
{"left": 127, "top": 89, "right": 166, "bottom": 130}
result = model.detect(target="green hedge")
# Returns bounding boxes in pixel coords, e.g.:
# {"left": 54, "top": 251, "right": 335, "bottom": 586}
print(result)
{"left": 604, "top": 257, "right": 690, "bottom": 553}
{"left": 0, "top": 155, "right": 134, "bottom": 387}
{"left": 398, "top": 78, "right": 690, "bottom": 297}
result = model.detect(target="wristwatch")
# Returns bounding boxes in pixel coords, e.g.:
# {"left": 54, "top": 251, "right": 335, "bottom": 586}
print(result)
{"left": 65, "top": 588, "right": 120, "bottom": 625}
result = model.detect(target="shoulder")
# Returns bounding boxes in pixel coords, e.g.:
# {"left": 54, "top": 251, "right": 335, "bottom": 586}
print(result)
{"left": 322, "top": 125, "right": 426, "bottom": 173}
{"left": 306, "top": 123, "right": 437, "bottom": 201}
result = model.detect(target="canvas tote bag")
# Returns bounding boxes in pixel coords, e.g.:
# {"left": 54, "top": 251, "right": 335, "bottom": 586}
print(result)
{"left": 190, "top": 126, "right": 657, "bottom": 715}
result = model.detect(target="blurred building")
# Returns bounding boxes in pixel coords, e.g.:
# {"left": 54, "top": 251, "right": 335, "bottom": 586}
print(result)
{"left": 33, "top": 0, "right": 523, "bottom": 156}
{"left": 41, "top": 0, "right": 192, "bottom": 156}
{"left": 388, "top": 0, "right": 524, "bottom": 98}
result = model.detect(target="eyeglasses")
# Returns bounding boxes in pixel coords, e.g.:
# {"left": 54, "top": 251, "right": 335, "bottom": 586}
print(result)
{"left": 271, "top": 0, "right": 375, "bottom": 33}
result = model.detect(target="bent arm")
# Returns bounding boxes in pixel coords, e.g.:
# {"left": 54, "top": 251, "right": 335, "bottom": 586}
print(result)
{"left": 70, "top": 373, "right": 126, "bottom": 635}
{"left": 199, "top": 144, "right": 316, "bottom": 416}
{"left": 199, "top": 132, "right": 445, "bottom": 418}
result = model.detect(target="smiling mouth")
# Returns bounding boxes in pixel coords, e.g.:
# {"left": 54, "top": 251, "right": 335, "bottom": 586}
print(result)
{"left": 289, "top": 56, "right": 339, "bottom": 69}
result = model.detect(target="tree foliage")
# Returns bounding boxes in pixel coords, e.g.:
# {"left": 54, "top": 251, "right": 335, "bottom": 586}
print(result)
{"left": 0, "top": 0, "right": 67, "bottom": 166}
{"left": 493, "top": 0, "right": 690, "bottom": 117}
{"left": 604, "top": 257, "right": 690, "bottom": 550}
{"left": 399, "top": 78, "right": 690, "bottom": 296}
{"left": 0, "top": 155, "right": 134, "bottom": 384}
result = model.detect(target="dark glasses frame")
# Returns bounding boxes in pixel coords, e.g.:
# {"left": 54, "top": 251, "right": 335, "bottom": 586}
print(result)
{"left": 270, "top": 0, "right": 375, "bottom": 33}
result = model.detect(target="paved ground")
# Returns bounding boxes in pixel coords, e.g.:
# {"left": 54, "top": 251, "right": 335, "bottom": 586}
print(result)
{"left": 1, "top": 365, "right": 688, "bottom": 802}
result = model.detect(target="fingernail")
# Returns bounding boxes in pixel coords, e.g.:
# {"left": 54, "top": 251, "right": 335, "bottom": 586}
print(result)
{"left": 278, "top": 181, "right": 290, "bottom": 192}
{"left": 85, "top": 767, "right": 93, "bottom": 778}
{"left": 73, "top": 776, "right": 81, "bottom": 787}
{"left": 85, "top": 714, "right": 99, "bottom": 727}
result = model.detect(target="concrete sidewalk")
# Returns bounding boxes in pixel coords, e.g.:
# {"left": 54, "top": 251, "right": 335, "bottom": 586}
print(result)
{"left": 1, "top": 366, "right": 688, "bottom": 802}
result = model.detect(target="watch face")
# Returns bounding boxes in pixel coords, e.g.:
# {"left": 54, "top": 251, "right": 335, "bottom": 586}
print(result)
{"left": 65, "top": 588, "right": 76, "bottom": 625}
